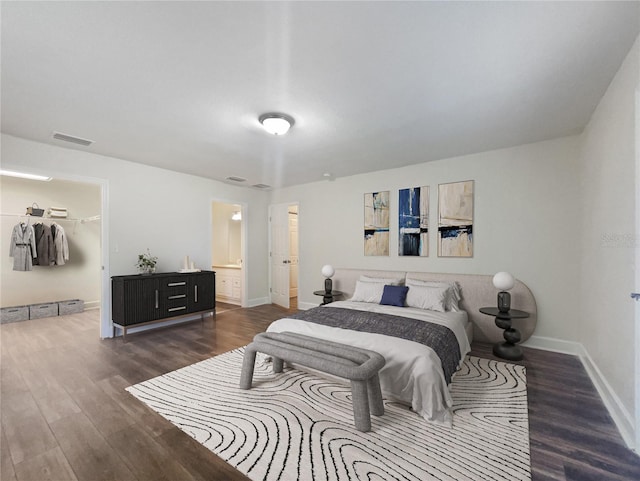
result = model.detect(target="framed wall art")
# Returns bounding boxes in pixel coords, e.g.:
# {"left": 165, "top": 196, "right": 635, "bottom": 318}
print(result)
{"left": 364, "top": 191, "right": 389, "bottom": 256}
{"left": 398, "top": 186, "right": 429, "bottom": 256}
{"left": 438, "top": 180, "right": 474, "bottom": 257}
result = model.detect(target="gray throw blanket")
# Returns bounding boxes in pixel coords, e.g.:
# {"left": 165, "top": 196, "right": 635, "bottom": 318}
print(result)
{"left": 289, "top": 306, "right": 461, "bottom": 384}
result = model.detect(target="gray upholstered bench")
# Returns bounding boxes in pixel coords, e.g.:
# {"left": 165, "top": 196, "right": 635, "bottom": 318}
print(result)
{"left": 240, "top": 331, "right": 386, "bottom": 432}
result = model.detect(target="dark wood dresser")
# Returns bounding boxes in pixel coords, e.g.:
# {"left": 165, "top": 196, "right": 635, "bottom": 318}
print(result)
{"left": 111, "top": 271, "right": 215, "bottom": 340}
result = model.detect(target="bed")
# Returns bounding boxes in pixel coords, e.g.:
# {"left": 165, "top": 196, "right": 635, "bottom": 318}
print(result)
{"left": 267, "top": 268, "right": 537, "bottom": 426}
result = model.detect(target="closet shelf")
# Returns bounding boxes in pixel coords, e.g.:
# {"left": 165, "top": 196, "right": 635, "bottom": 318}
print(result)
{"left": 1, "top": 213, "right": 101, "bottom": 223}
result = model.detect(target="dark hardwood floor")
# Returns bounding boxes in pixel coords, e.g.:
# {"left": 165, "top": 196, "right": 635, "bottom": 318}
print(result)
{"left": 1, "top": 305, "right": 639, "bottom": 481}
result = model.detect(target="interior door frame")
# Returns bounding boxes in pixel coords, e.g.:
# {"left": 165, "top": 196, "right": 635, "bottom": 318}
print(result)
{"left": 269, "top": 201, "right": 299, "bottom": 308}
{"left": 211, "top": 198, "right": 248, "bottom": 307}
{"left": 0, "top": 162, "right": 111, "bottom": 337}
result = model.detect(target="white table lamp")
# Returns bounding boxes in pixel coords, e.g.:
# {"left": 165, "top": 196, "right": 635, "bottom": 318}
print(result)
{"left": 322, "top": 265, "right": 335, "bottom": 294}
{"left": 493, "top": 271, "right": 515, "bottom": 313}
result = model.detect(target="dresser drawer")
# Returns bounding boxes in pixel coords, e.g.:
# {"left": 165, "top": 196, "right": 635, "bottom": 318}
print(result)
{"left": 162, "top": 277, "right": 188, "bottom": 294}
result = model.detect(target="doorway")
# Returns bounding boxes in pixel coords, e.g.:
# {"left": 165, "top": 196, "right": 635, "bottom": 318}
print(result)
{"left": 211, "top": 201, "right": 245, "bottom": 306}
{"left": 0, "top": 174, "right": 106, "bottom": 335}
{"left": 289, "top": 205, "right": 299, "bottom": 309}
{"left": 269, "top": 202, "right": 299, "bottom": 309}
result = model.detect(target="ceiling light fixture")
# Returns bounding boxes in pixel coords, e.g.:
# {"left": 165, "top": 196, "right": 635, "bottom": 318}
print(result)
{"left": 259, "top": 113, "right": 294, "bottom": 135}
{"left": 231, "top": 211, "right": 242, "bottom": 221}
{"left": 0, "top": 170, "right": 52, "bottom": 181}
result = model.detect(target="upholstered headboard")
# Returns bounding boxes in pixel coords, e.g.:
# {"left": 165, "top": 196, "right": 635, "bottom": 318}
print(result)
{"left": 331, "top": 268, "right": 537, "bottom": 344}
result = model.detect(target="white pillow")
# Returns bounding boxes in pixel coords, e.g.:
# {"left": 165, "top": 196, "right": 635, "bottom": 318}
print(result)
{"left": 405, "top": 285, "right": 449, "bottom": 312}
{"left": 359, "top": 275, "right": 404, "bottom": 286}
{"left": 350, "top": 280, "right": 386, "bottom": 303}
{"left": 406, "top": 279, "right": 461, "bottom": 311}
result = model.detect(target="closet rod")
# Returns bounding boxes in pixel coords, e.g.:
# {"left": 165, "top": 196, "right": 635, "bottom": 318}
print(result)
{"left": 0, "top": 213, "right": 101, "bottom": 223}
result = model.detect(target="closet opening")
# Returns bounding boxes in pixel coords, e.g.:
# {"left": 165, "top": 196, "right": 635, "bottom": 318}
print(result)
{"left": 0, "top": 175, "right": 103, "bottom": 334}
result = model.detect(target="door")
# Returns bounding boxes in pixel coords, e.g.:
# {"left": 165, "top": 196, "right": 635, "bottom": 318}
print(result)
{"left": 289, "top": 207, "right": 299, "bottom": 298}
{"left": 270, "top": 203, "right": 290, "bottom": 308}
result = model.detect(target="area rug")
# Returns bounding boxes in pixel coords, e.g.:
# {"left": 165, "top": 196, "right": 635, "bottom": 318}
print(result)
{"left": 126, "top": 348, "right": 530, "bottom": 481}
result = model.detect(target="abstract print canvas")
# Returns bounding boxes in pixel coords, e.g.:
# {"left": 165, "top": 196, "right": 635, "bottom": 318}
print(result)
{"left": 364, "top": 191, "right": 390, "bottom": 256}
{"left": 438, "top": 180, "right": 474, "bottom": 257}
{"left": 398, "top": 186, "right": 429, "bottom": 256}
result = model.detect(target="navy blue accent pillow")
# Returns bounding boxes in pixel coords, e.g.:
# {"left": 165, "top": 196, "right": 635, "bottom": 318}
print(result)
{"left": 380, "top": 285, "right": 409, "bottom": 307}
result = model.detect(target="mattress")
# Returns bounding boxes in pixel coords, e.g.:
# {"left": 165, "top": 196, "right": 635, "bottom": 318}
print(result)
{"left": 267, "top": 300, "right": 471, "bottom": 425}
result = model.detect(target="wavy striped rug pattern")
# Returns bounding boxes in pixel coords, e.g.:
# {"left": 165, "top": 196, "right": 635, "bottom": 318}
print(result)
{"left": 127, "top": 348, "right": 530, "bottom": 481}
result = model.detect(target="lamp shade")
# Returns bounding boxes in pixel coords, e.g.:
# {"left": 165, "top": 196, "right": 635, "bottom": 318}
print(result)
{"left": 259, "top": 113, "right": 294, "bottom": 135}
{"left": 493, "top": 272, "right": 515, "bottom": 291}
{"left": 321, "top": 265, "right": 335, "bottom": 278}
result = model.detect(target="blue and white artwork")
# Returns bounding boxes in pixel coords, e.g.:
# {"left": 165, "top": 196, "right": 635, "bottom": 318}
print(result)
{"left": 438, "top": 180, "right": 474, "bottom": 257}
{"left": 364, "top": 191, "right": 390, "bottom": 256}
{"left": 398, "top": 186, "right": 429, "bottom": 256}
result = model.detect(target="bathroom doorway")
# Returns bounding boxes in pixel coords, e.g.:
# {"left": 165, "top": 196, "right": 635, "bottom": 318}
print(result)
{"left": 211, "top": 201, "right": 244, "bottom": 307}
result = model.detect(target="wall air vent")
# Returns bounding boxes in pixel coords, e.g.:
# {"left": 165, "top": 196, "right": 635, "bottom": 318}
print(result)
{"left": 252, "top": 183, "right": 271, "bottom": 189}
{"left": 226, "top": 176, "right": 247, "bottom": 183}
{"left": 52, "top": 132, "right": 94, "bottom": 146}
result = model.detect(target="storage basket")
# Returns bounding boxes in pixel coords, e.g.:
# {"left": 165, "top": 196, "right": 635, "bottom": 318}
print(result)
{"left": 29, "top": 302, "right": 58, "bottom": 319}
{"left": 0, "top": 306, "right": 29, "bottom": 324}
{"left": 58, "top": 299, "right": 84, "bottom": 315}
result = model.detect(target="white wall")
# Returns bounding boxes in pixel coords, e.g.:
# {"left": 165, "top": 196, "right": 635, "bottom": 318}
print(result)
{"left": 1, "top": 134, "right": 272, "bottom": 335}
{"left": 270, "top": 135, "right": 582, "bottom": 341}
{"left": 578, "top": 37, "right": 639, "bottom": 443}
{"left": 1, "top": 177, "right": 101, "bottom": 307}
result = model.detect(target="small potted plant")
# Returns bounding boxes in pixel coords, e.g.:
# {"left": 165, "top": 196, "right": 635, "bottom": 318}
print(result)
{"left": 136, "top": 249, "right": 158, "bottom": 274}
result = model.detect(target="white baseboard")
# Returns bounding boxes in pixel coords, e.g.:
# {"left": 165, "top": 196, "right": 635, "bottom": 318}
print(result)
{"left": 521, "top": 335, "right": 582, "bottom": 355}
{"left": 298, "top": 301, "right": 316, "bottom": 310}
{"left": 246, "top": 297, "right": 270, "bottom": 308}
{"left": 84, "top": 300, "right": 100, "bottom": 310}
{"left": 524, "top": 335, "right": 636, "bottom": 450}
{"left": 577, "top": 345, "right": 636, "bottom": 450}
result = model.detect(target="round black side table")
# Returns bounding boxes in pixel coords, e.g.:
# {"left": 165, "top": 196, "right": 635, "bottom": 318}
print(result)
{"left": 479, "top": 307, "right": 529, "bottom": 361}
{"left": 313, "top": 290, "right": 343, "bottom": 305}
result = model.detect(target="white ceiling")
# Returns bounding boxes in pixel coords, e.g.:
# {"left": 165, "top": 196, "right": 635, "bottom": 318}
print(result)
{"left": 2, "top": 1, "right": 639, "bottom": 189}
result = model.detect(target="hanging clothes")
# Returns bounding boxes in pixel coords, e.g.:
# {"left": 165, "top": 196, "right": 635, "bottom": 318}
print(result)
{"left": 9, "top": 221, "right": 37, "bottom": 271}
{"left": 33, "top": 223, "right": 54, "bottom": 266}
{"left": 51, "top": 222, "right": 69, "bottom": 265}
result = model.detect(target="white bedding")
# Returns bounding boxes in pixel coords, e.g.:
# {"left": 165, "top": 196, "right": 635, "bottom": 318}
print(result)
{"left": 266, "top": 300, "right": 471, "bottom": 426}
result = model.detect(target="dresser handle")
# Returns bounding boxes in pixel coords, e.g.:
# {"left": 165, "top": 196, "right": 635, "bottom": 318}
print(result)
{"left": 168, "top": 294, "right": 186, "bottom": 300}
{"left": 168, "top": 306, "right": 186, "bottom": 312}
{"left": 155, "top": 290, "right": 159, "bottom": 309}
{"left": 168, "top": 282, "right": 186, "bottom": 287}
{"left": 195, "top": 285, "right": 198, "bottom": 303}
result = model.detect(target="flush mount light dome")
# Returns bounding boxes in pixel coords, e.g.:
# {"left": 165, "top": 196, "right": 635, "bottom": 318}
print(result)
{"left": 259, "top": 113, "right": 294, "bottom": 135}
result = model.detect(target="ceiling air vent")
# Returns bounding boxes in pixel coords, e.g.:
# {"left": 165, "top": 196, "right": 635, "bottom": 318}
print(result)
{"left": 52, "top": 132, "right": 94, "bottom": 146}
{"left": 252, "top": 183, "right": 271, "bottom": 189}
{"left": 226, "top": 176, "right": 247, "bottom": 183}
